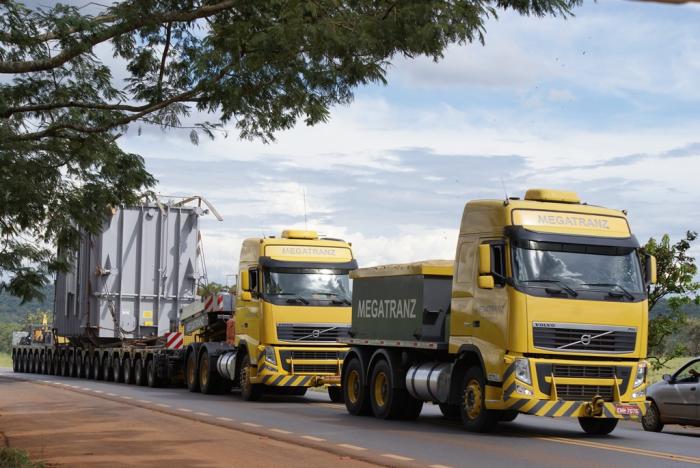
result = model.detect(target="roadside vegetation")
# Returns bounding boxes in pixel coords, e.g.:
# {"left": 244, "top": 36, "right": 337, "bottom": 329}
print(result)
{"left": 0, "top": 448, "right": 44, "bottom": 468}
{"left": 0, "top": 352, "right": 11, "bottom": 368}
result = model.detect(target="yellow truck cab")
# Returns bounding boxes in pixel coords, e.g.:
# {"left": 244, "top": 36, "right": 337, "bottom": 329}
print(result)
{"left": 236, "top": 230, "right": 356, "bottom": 401}
{"left": 342, "top": 189, "right": 655, "bottom": 434}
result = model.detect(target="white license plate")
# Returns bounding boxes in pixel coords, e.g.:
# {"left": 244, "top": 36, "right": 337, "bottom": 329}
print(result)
{"left": 615, "top": 404, "right": 640, "bottom": 416}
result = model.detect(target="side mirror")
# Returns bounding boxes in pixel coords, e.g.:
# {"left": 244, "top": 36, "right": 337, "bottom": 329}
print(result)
{"left": 241, "top": 270, "right": 250, "bottom": 291}
{"left": 662, "top": 374, "right": 672, "bottom": 383}
{"left": 478, "top": 244, "right": 494, "bottom": 289}
{"left": 241, "top": 291, "right": 252, "bottom": 301}
{"left": 478, "top": 275, "right": 495, "bottom": 290}
{"left": 645, "top": 255, "right": 657, "bottom": 285}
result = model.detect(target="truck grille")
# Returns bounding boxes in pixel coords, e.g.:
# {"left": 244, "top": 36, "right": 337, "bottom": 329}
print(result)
{"left": 557, "top": 384, "right": 614, "bottom": 401}
{"left": 288, "top": 350, "right": 344, "bottom": 360}
{"left": 292, "top": 364, "right": 339, "bottom": 374}
{"left": 533, "top": 324, "right": 636, "bottom": 353}
{"left": 276, "top": 323, "right": 350, "bottom": 342}
{"left": 552, "top": 365, "right": 615, "bottom": 378}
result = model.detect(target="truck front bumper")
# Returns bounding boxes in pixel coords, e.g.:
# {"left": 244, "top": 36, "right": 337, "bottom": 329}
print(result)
{"left": 488, "top": 356, "right": 648, "bottom": 420}
{"left": 253, "top": 346, "right": 347, "bottom": 388}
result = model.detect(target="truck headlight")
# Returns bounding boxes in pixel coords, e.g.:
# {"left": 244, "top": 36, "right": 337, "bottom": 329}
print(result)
{"left": 263, "top": 346, "right": 277, "bottom": 366}
{"left": 633, "top": 361, "right": 647, "bottom": 388}
{"left": 514, "top": 358, "right": 531, "bottom": 385}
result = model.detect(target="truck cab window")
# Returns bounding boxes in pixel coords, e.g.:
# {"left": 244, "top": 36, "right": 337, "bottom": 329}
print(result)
{"left": 492, "top": 243, "right": 506, "bottom": 287}
{"left": 249, "top": 268, "right": 259, "bottom": 297}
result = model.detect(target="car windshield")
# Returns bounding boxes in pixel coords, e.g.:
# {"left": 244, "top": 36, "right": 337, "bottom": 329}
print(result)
{"left": 263, "top": 268, "right": 352, "bottom": 305}
{"left": 513, "top": 242, "right": 644, "bottom": 294}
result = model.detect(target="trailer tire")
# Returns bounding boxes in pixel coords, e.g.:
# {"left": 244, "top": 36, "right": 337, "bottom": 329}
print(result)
{"left": 186, "top": 351, "right": 200, "bottom": 393}
{"left": 29, "top": 352, "right": 37, "bottom": 373}
{"left": 578, "top": 417, "right": 618, "bottom": 435}
{"left": 439, "top": 403, "right": 461, "bottom": 419}
{"left": 38, "top": 353, "right": 45, "bottom": 374}
{"left": 343, "top": 357, "right": 371, "bottom": 416}
{"left": 146, "top": 358, "right": 162, "bottom": 388}
{"left": 48, "top": 353, "right": 55, "bottom": 375}
{"left": 199, "top": 352, "right": 225, "bottom": 394}
{"left": 92, "top": 355, "right": 102, "bottom": 380}
{"left": 62, "top": 353, "right": 71, "bottom": 377}
{"left": 68, "top": 353, "right": 77, "bottom": 377}
{"left": 239, "top": 354, "right": 262, "bottom": 401}
{"left": 459, "top": 366, "right": 499, "bottom": 433}
{"left": 101, "top": 356, "right": 111, "bottom": 381}
{"left": 369, "top": 359, "right": 405, "bottom": 420}
{"left": 112, "top": 356, "right": 122, "bottom": 383}
{"left": 55, "top": 354, "right": 63, "bottom": 376}
{"left": 328, "top": 386, "right": 344, "bottom": 403}
{"left": 74, "top": 354, "right": 82, "bottom": 378}
{"left": 134, "top": 358, "right": 146, "bottom": 386}
{"left": 12, "top": 353, "right": 19, "bottom": 372}
{"left": 123, "top": 357, "right": 133, "bottom": 384}
{"left": 83, "top": 354, "right": 93, "bottom": 379}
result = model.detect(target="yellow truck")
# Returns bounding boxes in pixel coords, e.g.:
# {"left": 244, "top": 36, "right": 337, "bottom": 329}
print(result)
{"left": 341, "top": 189, "right": 655, "bottom": 434}
{"left": 184, "top": 230, "right": 355, "bottom": 402}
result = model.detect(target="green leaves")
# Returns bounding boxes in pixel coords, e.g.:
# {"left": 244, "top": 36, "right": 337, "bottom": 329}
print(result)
{"left": 1, "top": 0, "right": 581, "bottom": 303}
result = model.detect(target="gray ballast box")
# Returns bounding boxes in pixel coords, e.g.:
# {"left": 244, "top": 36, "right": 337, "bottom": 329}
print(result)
{"left": 54, "top": 204, "right": 201, "bottom": 341}
{"left": 350, "top": 261, "right": 453, "bottom": 343}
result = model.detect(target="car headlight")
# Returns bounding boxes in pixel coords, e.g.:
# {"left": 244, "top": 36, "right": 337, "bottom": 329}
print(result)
{"left": 514, "top": 358, "right": 531, "bottom": 385}
{"left": 263, "top": 346, "right": 277, "bottom": 366}
{"left": 633, "top": 361, "right": 647, "bottom": 388}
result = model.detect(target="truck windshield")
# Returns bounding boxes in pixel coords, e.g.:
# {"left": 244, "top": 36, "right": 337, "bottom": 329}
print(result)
{"left": 512, "top": 242, "right": 644, "bottom": 295}
{"left": 263, "top": 268, "right": 352, "bottom": 306}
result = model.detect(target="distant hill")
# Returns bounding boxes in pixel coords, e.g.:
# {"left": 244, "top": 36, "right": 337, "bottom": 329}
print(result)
{"left": 0, "top": 286, "right": 54, "bottom": 324}
{"left": 650, "top": 298, "right": 700, "bottom": 319}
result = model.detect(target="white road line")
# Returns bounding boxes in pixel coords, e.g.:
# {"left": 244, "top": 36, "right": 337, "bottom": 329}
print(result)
{"left": 106, "top": 393, "right": 116, "bottom": 396}
{"left": 120, "top": 396, "right": 133, "bottom": 400}
{"left": 80, "top": 387, "right": 91, "bottom": 390}
{"left": 177, "top": 408, "right": 192, "bottom": 413}
{"left": 194, "top": 412, "right": 210, "bottom": 416}
{"left": 337, "top": 444, "right": 367, "bottom": 451}
{"left": 242, "top": 422, "right": 261, "bottom": 428}
{"left": 93, "top": 390, "right": 103, "bottom": 393}
{"left": 429, "top": 465, "right": 453, "bottom": 468}
{"left": 301, "top": 435, "right": 326, "bottom": 442}
{"left": 382, "top": 454, "right": 414, "bottom": 462}
{"left": 317, "top": 403, "right": 344, "bottom": 410}
{"left": 156, "top": 403, "right": 170, "bottom": 408}
{"left": 137, "top": 399, "right": 150, "bottom": 404}
{"left": 216, "top": 417, "right": 234, "bottom": 422}
{"left": 270, "top": 428, "right": 291, "bottom": 434}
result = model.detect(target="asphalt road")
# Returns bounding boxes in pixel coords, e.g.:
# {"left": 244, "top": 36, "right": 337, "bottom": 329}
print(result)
{"left": 1, "top": 368, "right": 698, "bottom": 468}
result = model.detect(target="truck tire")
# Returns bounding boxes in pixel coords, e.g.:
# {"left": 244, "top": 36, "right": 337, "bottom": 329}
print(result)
{"left": 83, "top": 354, "right": 93, "bottom": 379}
{"left": 12, "top": 353, "right": 19, "bottom": 372}
{"left": 30, "top": 352, "right": 37, "bottom": 373}
{"left": 186, "top": 351, "right": 200, "bottom": 393}
{"left": 402, "top": 396, "right": 424, "bottom": 420}
{"left": 199, "top": 352, "right": 225, "bottom": 394}
{"left": 343, "top": 357, "right": 371, "bottom": 416}
{"left": 75, "top": 354, "right": 83, "bottom": 378}
{"left": 641, "top": 401, "right": 664, "bottom": 433}
{"left": 439, "top": 403, "right": 461, "bottom": 419}
{"left": 134, "top": 358, "right": 146, "bottom": 386}
{"left": 38, "top": 354, "right": 45, "bottom": 374}
{"left": 147, "top": 358, "right": 162, "bottom": 388}
{"left": 123, "top": 357, "right": 133, "bottom": 384}
{"left": 499, "top": 410, "right": 519, "bottom": 422}
{"left": 70, "top": 354, "right": 78, "bottom": 377}
{"left": 62, "top": 353, "right": 70, "bottom": 377}
{"left": 93, "top": 355, "right": 102, "bottom": 380}
{"left": 328, "top": 386, "right": 344, "bottom": 403}
{"left": 239, "top": 354, "right": 262, "bottom": 401}
{"left": 459, "top": 366, "right": 499, "bottom": 433}
{"left": 369, "top": 359, "right": 405, "bottom": 419}
{"left": 48, "top": 353, "right": 55, "bottom": 375}
{"left": 578, "top": 417, "right": 618, "bottom": 435}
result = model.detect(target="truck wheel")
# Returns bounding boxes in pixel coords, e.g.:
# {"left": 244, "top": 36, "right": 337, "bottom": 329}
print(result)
{"left": 239, "top": 354, "right": 262, "bottom": 401}
{"left": 67, "top": 353, "right": 75, "bottom": 377}
{"left": 12, "top": 353, "right": 19, "bottom": 373}
{"left": 199, "top": 352, "right": 224, "bottom": 394}
{"left": 101, "top": 356, "right": 111, "bottom": 381}
{"left": 499, "top": 410, "right": 519, "bottom": 422}
{"left": 642, "top": 402, "right": 664, "bottom": 433}
{"left": 62, "top": 353, "right": 70, "bottom": 377}
{"left": 83, "top": 355, "right": 93, "bottom": 379}
{"left": 147, "top": 358, "right": 162, "bottom": 388}
{"left": 48, "top": 353, "right": 55, "bottom": 375}
{"left": 369, "top": 359, "right": 404, "bottom": 419}
{"left": 578, "top": 417, "right": 618, "bottom": 435}
{"left": 38, "top": 354, "right": 45, "bottom": 374}
{"left": 30, "top": 352, "right": 37, "bottom": 373}
{"left": 93, "top": 355, "right": 102, "bottom": 380}
{"left": 134, "top": 358, "right": 146, "bottom": 386}
{"left": 460, "top": 366, "right": 499, "bottom": 432}
{"left": 75, "top": 354, "right": 83, "bottom": 378}
{"left": 112, "top": 356, "right": 122, "bottom": 383}
{"left": 328, "top": 386, "right": 344, "bottom": 403}
{"left": 123, "top": 358, "right": 133, "bottom": 384}
{"left": 439, "top": 403, "right": 461, "bottom": 419}
{"left": 343, "top": 357, "right": 371, "bottom": 415}
{"left": 186, "top": 351, "right": 200, "bottom": 393}
{"left": 402, "top": 396, "right": 424, "bottom": 420}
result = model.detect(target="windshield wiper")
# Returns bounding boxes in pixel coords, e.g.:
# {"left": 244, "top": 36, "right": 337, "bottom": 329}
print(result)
{"left": 313, "top": 291, "right": 351, "bottom": 305}
{"left": 521, "top": 279, "right": 578, "bottom": 297}
{"left": 582, "top": 283, "right": 634, "bottom": 300}
{"left": 271, "top": 293, "right": 310, "bottom": 305}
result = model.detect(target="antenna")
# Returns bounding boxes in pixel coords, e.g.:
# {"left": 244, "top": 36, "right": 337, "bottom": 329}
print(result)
{"left": 500, "top": 176, "right": 509, "bottom": 201}
{"left": 303, "top": 187, "right": 308, "bottom": 230}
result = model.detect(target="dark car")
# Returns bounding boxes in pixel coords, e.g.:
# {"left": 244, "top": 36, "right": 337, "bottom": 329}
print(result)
{"left": 642, "top": 357, "right": 700, "bottom": 432}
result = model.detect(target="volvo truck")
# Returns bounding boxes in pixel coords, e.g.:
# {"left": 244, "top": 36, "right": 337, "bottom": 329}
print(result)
{"left": 341, "top": 189, "right": 656, "bottom": 435}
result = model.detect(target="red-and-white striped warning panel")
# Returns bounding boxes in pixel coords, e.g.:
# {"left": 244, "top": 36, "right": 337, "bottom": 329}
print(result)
{"left": 165, "top": 332, "right": 184, "bottom": 350}
{"left": 203, "top": 294, "right": 224, "bottom": 312}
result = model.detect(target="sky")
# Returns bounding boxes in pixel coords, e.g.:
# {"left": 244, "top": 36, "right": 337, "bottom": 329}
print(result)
{"left": 114, "top": 0, "right": 700, "bottom": 285}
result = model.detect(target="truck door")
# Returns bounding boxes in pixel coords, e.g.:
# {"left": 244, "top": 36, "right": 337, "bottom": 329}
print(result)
{"left": 236, "top": 266, "right": 262, "bottom": 349}
{"left": 472, "top": 239, "right": 509, "bottom": 360}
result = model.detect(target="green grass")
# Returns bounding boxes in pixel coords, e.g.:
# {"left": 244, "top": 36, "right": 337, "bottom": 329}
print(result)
{"left": 648, "top": 356, "right": 692, "bottom": 384}
{"left": 0, "top": 352, "right": 12, "bottom": 368}
{"left": 0, "top": 448, "right": 44, "bottom": 468}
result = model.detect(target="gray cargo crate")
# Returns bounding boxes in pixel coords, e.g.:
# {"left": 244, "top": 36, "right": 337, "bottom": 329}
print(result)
{"left": 54, "top": 202, "right": 203, "bottom": 341}
{"left": 349, "top": 261, "right": 453, "bottom": 344}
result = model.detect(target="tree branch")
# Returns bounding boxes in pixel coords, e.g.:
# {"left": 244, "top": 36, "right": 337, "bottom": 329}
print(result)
{"left": 156, "top": 22, "right": 173, "bottom": 101}
{"left": 0, "top": 1, "right": 237, "bottom": 74}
